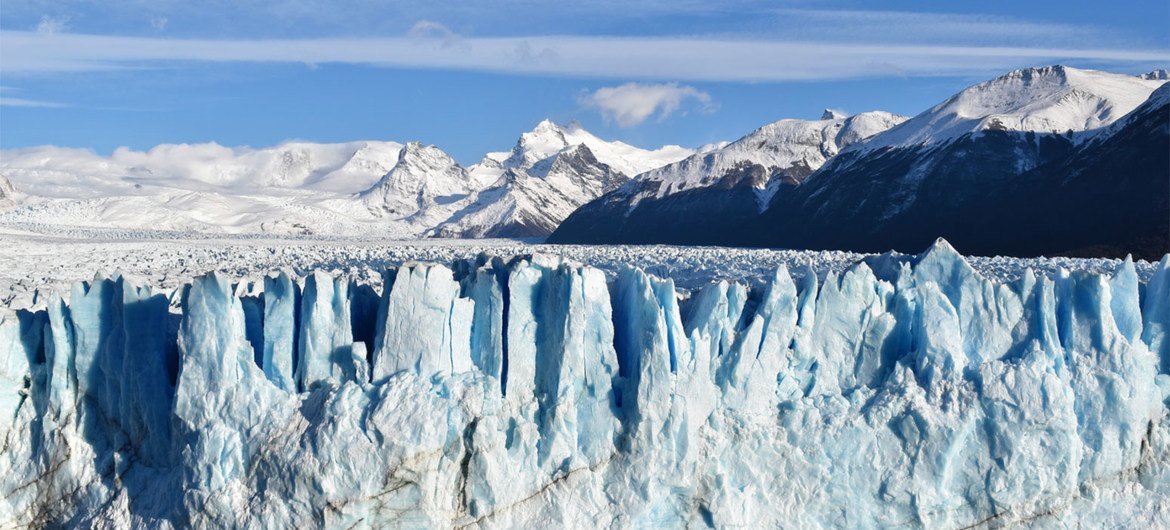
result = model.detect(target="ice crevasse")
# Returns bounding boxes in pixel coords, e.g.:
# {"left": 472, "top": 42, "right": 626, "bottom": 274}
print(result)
{"left": 0, "top": 240, "right": 1168, "bottom": 528}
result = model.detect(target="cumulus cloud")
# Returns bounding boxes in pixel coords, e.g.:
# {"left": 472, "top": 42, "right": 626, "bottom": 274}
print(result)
{"left": 580, "top": 82, "right": 713, "bottom": 127}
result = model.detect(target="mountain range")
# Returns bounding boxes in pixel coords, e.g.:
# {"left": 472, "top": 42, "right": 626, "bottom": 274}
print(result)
{"left": 1, "top": 65, "right": 1166, "bottom": 258}
{"left": 0, "top": 120, "right": 696, "bottom": 238}
{"left": 550, "top": 66, "right": 1170, "bottom": 260}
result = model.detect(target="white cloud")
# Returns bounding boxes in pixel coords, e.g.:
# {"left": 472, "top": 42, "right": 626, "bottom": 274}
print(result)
{"left": 35, "top": 15, "right": 69, "bottom": 35}
{"left": 581, "top": 82, "right": 712, "bottom": 127}
{"left": 0, "top": 30, "right": 1165, "bottom": 80}
{"left": 0, "top": 96, "right": 69, "bottom": 108}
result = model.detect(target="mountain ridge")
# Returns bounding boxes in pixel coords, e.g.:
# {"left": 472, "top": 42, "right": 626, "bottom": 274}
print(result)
{"left": 550, "top": 66, "right": 1169, "bottom": 259}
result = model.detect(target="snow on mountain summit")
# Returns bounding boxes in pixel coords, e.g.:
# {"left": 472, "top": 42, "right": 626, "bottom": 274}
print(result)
{"left": 436, "top": 139, "right": 631, "bottom": 238}
{"left": 486, "top": 119, "right": 695, "bottom": 178}
{"left": 431, "top": 120, "right": 693, "bottom": 238}
{"left": 859, "top": 65, "right": 1167, "bottom": 151}
{"left": 361, "top": 142, "right": 477, "bottom": 226}
{"left": 626, "top": 110, "right": 907, "bottom": 201}
{"left": 821, "top": 108, "right": 848, "bottom": 120}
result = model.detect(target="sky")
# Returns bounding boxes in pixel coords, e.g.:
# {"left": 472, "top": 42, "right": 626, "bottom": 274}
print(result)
{"left": 1, "top": 0, "right": 1167, "bottom": 164}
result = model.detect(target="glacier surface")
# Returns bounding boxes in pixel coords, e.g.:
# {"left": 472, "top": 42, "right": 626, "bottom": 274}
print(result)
{"left": 1, "top": 241, "right": 1168, "bottom": 528}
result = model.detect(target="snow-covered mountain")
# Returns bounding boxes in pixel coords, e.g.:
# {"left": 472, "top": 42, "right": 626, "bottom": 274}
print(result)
{"left": 857, "top": 65, "right": 1164, "bottom": 151}
{"left": 551, "top": 66, "right": 1169, "bottom": 259}
{"left": 0, "top": 122, "right": 693, "bottom": 237}
{"left": 628, "top": 109, "right": 907, "bottom": 204}
{"left": 754, "top": 67, "right": 1170, "bottom": 257}
{"left": 360, "top": 142, "right": 481, "bottom": 228}
{"left": 432, "top": 120, "right": 695, "bottom": 238}
{"left": 436, "top": 144, "right": 627, "bottom": 237}
{"left": 2, "top": 65, "right": 1164, "bottom": 249}
{"left": 549, "top": 110, "right": 907, "bottom": 243}
{"left": 0, "top": 141, "right": 414, "bottom": 235}
{"left": 474, "top": 119, "right": 695, "bottom": 180}
{"left": 1, "top": 140, "right": 404, "bottom": 197}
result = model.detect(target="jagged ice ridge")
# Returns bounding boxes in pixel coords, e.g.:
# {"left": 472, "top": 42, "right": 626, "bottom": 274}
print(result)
{"left": 1, "top": 241, "right": 1168, "bottom": 528}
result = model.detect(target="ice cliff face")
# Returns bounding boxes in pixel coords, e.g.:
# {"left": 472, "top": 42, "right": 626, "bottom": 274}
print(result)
{"left": 1, "top": 241, "right": 1169, "bottom": 528}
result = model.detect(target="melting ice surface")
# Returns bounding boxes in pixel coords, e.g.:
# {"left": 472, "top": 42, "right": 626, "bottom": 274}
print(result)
{"left": 0, "top": 241, "right": 1168, "bottom": 528}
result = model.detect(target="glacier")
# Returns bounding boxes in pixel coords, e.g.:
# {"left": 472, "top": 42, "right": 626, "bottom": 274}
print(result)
{"left": 0, "top": 241, "right": 1168, "bottom": 528}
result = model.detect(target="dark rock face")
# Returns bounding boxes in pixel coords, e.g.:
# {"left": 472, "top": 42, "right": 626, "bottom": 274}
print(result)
{"left": 755, "top": 89, "right": 1169, "bottom": 260}
{"left": 551, "top": 89, "right": 1169, "bottom": 260}
{"left": 549, "top": 162, "right": 789, "bottom": 246}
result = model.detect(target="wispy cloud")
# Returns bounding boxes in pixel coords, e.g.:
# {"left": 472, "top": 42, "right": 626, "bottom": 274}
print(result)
{"left": 769, "top": 9, "right": 1095, "bottom": 46}
{"left": 0, "top": 96, "right": 69, "bottom": 108}
{"left": 581, "top": 83, "right": 713, "bottom": 127}
{"left": 0, "top": 86, "right": 69, "bottom": 108}
{"left": 3, "top": 30, "right": 1165, "bottom": 81}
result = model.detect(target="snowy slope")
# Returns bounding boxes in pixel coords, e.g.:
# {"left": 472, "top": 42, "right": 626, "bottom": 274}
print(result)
{"left": 359, "top": 142, "right": 481, "bottom": 229}
{"left": 0, "top": 141, "right": 415, "bottom": 236}
{"left": 547, "top": 110, "right": 907, "bottom": 242}
{"left": 552, "top": 67, "right": 1169, "bottom": 255}
{"left": 0, "top": 241, "right": 1167, "bottom": 527}
{"left": 435, "top": 120, "right": 693, "bottom": 238}
{"left": 744, "top": 69, "right": 1170, "bottom": 259}
{"left": 859, "top": 65, "right": 1166, "bottom": 151}
{"left": 0, "top": 140, "right": 404, "bottom": 196}
{"left": 0, "top": 176, "right": 16, "bottom": 208}
{"left": 485, "top": 119, "right": 694, "bottom": 178}
{"left": 0, "top": 120, "right": 693, "bottom": 238}
{"left": 629, "top": 110, "right": 906, "bottom": 201}
{"left": 436, "top": 144, "right": 627, "bottom": 237}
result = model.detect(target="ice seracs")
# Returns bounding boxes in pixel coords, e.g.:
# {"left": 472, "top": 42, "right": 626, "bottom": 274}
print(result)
{"left": 1, "top": 241, "right": 1167, "bottom": 528}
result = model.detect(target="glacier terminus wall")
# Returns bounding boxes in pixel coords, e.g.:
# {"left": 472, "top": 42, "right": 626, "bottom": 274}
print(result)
{"left": 1, "top": 241, "right": 1168, "bottom": 528}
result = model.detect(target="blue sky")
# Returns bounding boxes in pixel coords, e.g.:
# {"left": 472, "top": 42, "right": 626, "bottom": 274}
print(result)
{"left": 1, "top": 0, "right": 1167, "bottom": 164}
